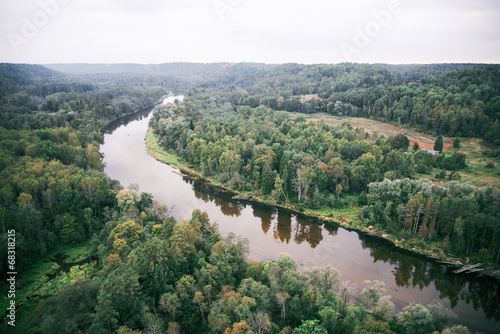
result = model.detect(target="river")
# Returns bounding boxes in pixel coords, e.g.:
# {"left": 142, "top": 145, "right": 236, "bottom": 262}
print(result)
{"left": 100, "top": 96, "right": 500, "bottom": 333}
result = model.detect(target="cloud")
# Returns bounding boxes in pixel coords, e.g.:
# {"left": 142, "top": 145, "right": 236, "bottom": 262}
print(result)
{"left": 0, "top": 0, "right": 498, "bottom": 64}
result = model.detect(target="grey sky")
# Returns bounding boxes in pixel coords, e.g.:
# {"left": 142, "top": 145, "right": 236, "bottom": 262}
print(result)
{"left": 1, "top": 0, "right": 499, "bottom": 64}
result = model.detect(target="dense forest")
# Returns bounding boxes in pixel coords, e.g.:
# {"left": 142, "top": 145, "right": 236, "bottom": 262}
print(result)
{"left": 14, "top": 203, "right": 466, "bottom": 334}
{"left": 0, "top": 63, "right": 175, "bottom": 284}
{"left": 224, "top": 63, "right": 500, "bottom": 144}
{"left": 0, "top": 62, "right": 499, "bottom": 333}
{"left": 0, "top": 63, "right": 166, "bottom": 134}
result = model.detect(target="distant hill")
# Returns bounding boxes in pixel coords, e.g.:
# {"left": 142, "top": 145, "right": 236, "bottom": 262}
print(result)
{"left": 373, "top": 63, "right": 498, "bottom": 82}
{"left": 44, "top": 63, "right": 157, "bottom": 75}
{"left": 0, "top": 63, "right": 64, "bottom": 97}
{"left": 44, "top": 62, "right": 271, "bottom": 77}
{"left": 43, "top": 62, "right": 274, "bottom": 81}
{"left": 44, "top": 62, "right": 499, "bottom": 81}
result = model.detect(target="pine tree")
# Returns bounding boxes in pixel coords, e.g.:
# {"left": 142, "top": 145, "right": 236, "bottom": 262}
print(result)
{"left": 279, "top": 156, "right": 293, "bottom": 200}
{"left": 434, "top": 135, "right": 444, "bottom": 152}
{"left": 260, "top": 162, "right": 275, "bottom": 195}
{"left": 59, "top": 213, "right": 78, "bottom": 244}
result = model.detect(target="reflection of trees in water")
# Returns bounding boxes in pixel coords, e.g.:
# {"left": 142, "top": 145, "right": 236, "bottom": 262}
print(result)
{"left": 275, "top": 210, "right": 292, "bottom": 244}
{"left": 104, "top": 107, "right": 152, "bottom": 133}
{"left": 250, "top": 205, "right": 324, "bottom": 248}
{"left": 359, "top": 234, "right": 500, "bottom": 321}
{"left": 214, "top": 197, "right": 243, "bottom": 217}
{"left": 252, "top": 204, "right": 274, "bottom": 235}
{"left": 193, "top": 187, "right": 210, "bottom": 202}
{"left": 291, "top": 215, "right": 323, "bottom": 248}
{"left": 192, "top": 182, "right": 244, "bottom": 217}
{"left": 323, "top": 223, "right": 339, "bottom": 237}
{"left": 436, "top": 275, "right": 500, "bottom": 321}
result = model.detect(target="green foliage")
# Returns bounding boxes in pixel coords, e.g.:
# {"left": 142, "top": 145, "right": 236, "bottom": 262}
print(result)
{"left": 261, "top": 162, "right": 275, "bottom": 195}
{"left": 397, "top": 303, "right": 456, "bottom": 334}
{"left": 363, "top": 178, "right": 500, "bottom": 261}
{"left": 58, "top": 213, "right": 79, "bottom": 244}
{"left": 0, "top": 128, "right": 118, "bottom": 272}
{"left": 21, "top": 278, "right": 100, "bottom": 333}
{"left": 218, "top": 63, "right": 500, "bottom": 143}
{"left": 10, "top": 198, "right": 465, "bottom": 334}
{"left": 434, "top": 135, "right": 444, "bottom": 153}
{"left": 293, "top": 319, "right": 327, "bottom": 334}
{"left": 440, "top": 325, "right": 470, "bottom": 334}
{"left": 388, "top": 134, "right": 410, "bottom": 151}
{"left": 116, "top": 188, "right": 139, "bottom": 212}
{"left": 443, "top": 152, "right": 467, "bottom": 171}
{"left": 152, "top": 89, "right": 425, "bottom": 208}
{"left": 148, "top": 69, "right": 499, "bottom": 277}
{"left": 0, "top": 64, "right": 164, "bottom": 133}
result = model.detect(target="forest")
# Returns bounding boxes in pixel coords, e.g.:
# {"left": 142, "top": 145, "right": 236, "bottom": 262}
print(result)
{"left": 225, "top": 63, "right": 500, "bottom": 144}
{"left": 151, "top": 64, "right": 500, "bottom": 268}
{"left": 0, "top": 62, "right": 499, "bottom": 333}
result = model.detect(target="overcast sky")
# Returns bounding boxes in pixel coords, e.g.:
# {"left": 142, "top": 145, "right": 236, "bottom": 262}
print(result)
{"left": 1, "top": 0, "right": 499, "bottom": 65}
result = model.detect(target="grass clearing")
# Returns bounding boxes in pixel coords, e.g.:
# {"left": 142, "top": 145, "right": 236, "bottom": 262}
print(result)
{"left": 297, "top": 113, "right": 500, "bottom": 188}
{"left": 146, "top": 128, "right": 190, "bottom": 169}
{"left": 468, "top": 173, "right": 500, "bottom": 188}
{"left": 0, "top": 241, "right": 95, "bottom": 326}
{"left": 300, "top": 113, "right": 496, "bottom": 154}
{"left": 304, "top": 112, "right": 454, "bottom": 150}
{"left": 300, "top": 94, "right": 321, "bottom": 102}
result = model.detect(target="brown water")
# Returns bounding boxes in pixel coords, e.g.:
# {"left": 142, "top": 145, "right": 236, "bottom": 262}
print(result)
{"left": 101, "top": 99, "right": 500, "bottom": 334}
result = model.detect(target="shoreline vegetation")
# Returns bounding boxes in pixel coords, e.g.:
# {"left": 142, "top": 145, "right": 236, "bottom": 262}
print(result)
{"left": 145, "top": 120, "right": 500, "bottom": 280}
{"left": 4, "top": 63, "right": 498, "bottom": 333}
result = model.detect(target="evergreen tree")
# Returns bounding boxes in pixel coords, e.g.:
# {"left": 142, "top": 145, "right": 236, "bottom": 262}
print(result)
{"left": 261, "top": 162, "right": 275, "bottom": 195}
{"left": 279, "top": 155, "right": 294, "bottom": 200}
{"left": 434, "top": 135, "right": 444, "bottom": 153}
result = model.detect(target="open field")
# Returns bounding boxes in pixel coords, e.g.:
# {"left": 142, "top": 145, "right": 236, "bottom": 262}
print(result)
{"left": 299, "top": 94, "right": 322, "bottom": 102}
{"left": 298, "top": 113, "right": 500, "bottom": 188}
{"left": 305, "top": 112, "right": 456, "bottom": 150}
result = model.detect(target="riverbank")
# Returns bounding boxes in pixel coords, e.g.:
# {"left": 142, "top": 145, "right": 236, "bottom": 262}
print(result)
{"left": 145, "top": 126, "right": 500, "bottom": 280}
{"left": 146, "top": 127, "right": 353, "bottom": 219}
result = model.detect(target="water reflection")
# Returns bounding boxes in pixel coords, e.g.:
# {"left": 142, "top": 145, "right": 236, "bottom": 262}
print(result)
{"left": 323, "top": 223, "right": 339, "bottom": 237}
{"left": 275, "top": 210, "right": 291, "bottom": 244}
{"left": 252, "top": 204, "right": 274, "bottom": 235}
{"left": 104, "top": 107, "right": 153, "bottom": 134}
{"left": 359, "top": 234, "right": 500, "bottom": 323}
{"left": 191, "top": 180, "right": 244, "bottom": 217}
{"left": 295, "top": 216, "right": 323, "bottom": 248}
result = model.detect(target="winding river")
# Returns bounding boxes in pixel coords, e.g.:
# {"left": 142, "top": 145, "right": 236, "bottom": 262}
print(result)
{"left": 101, "top": 96, "right": 500, "bottom": 334}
